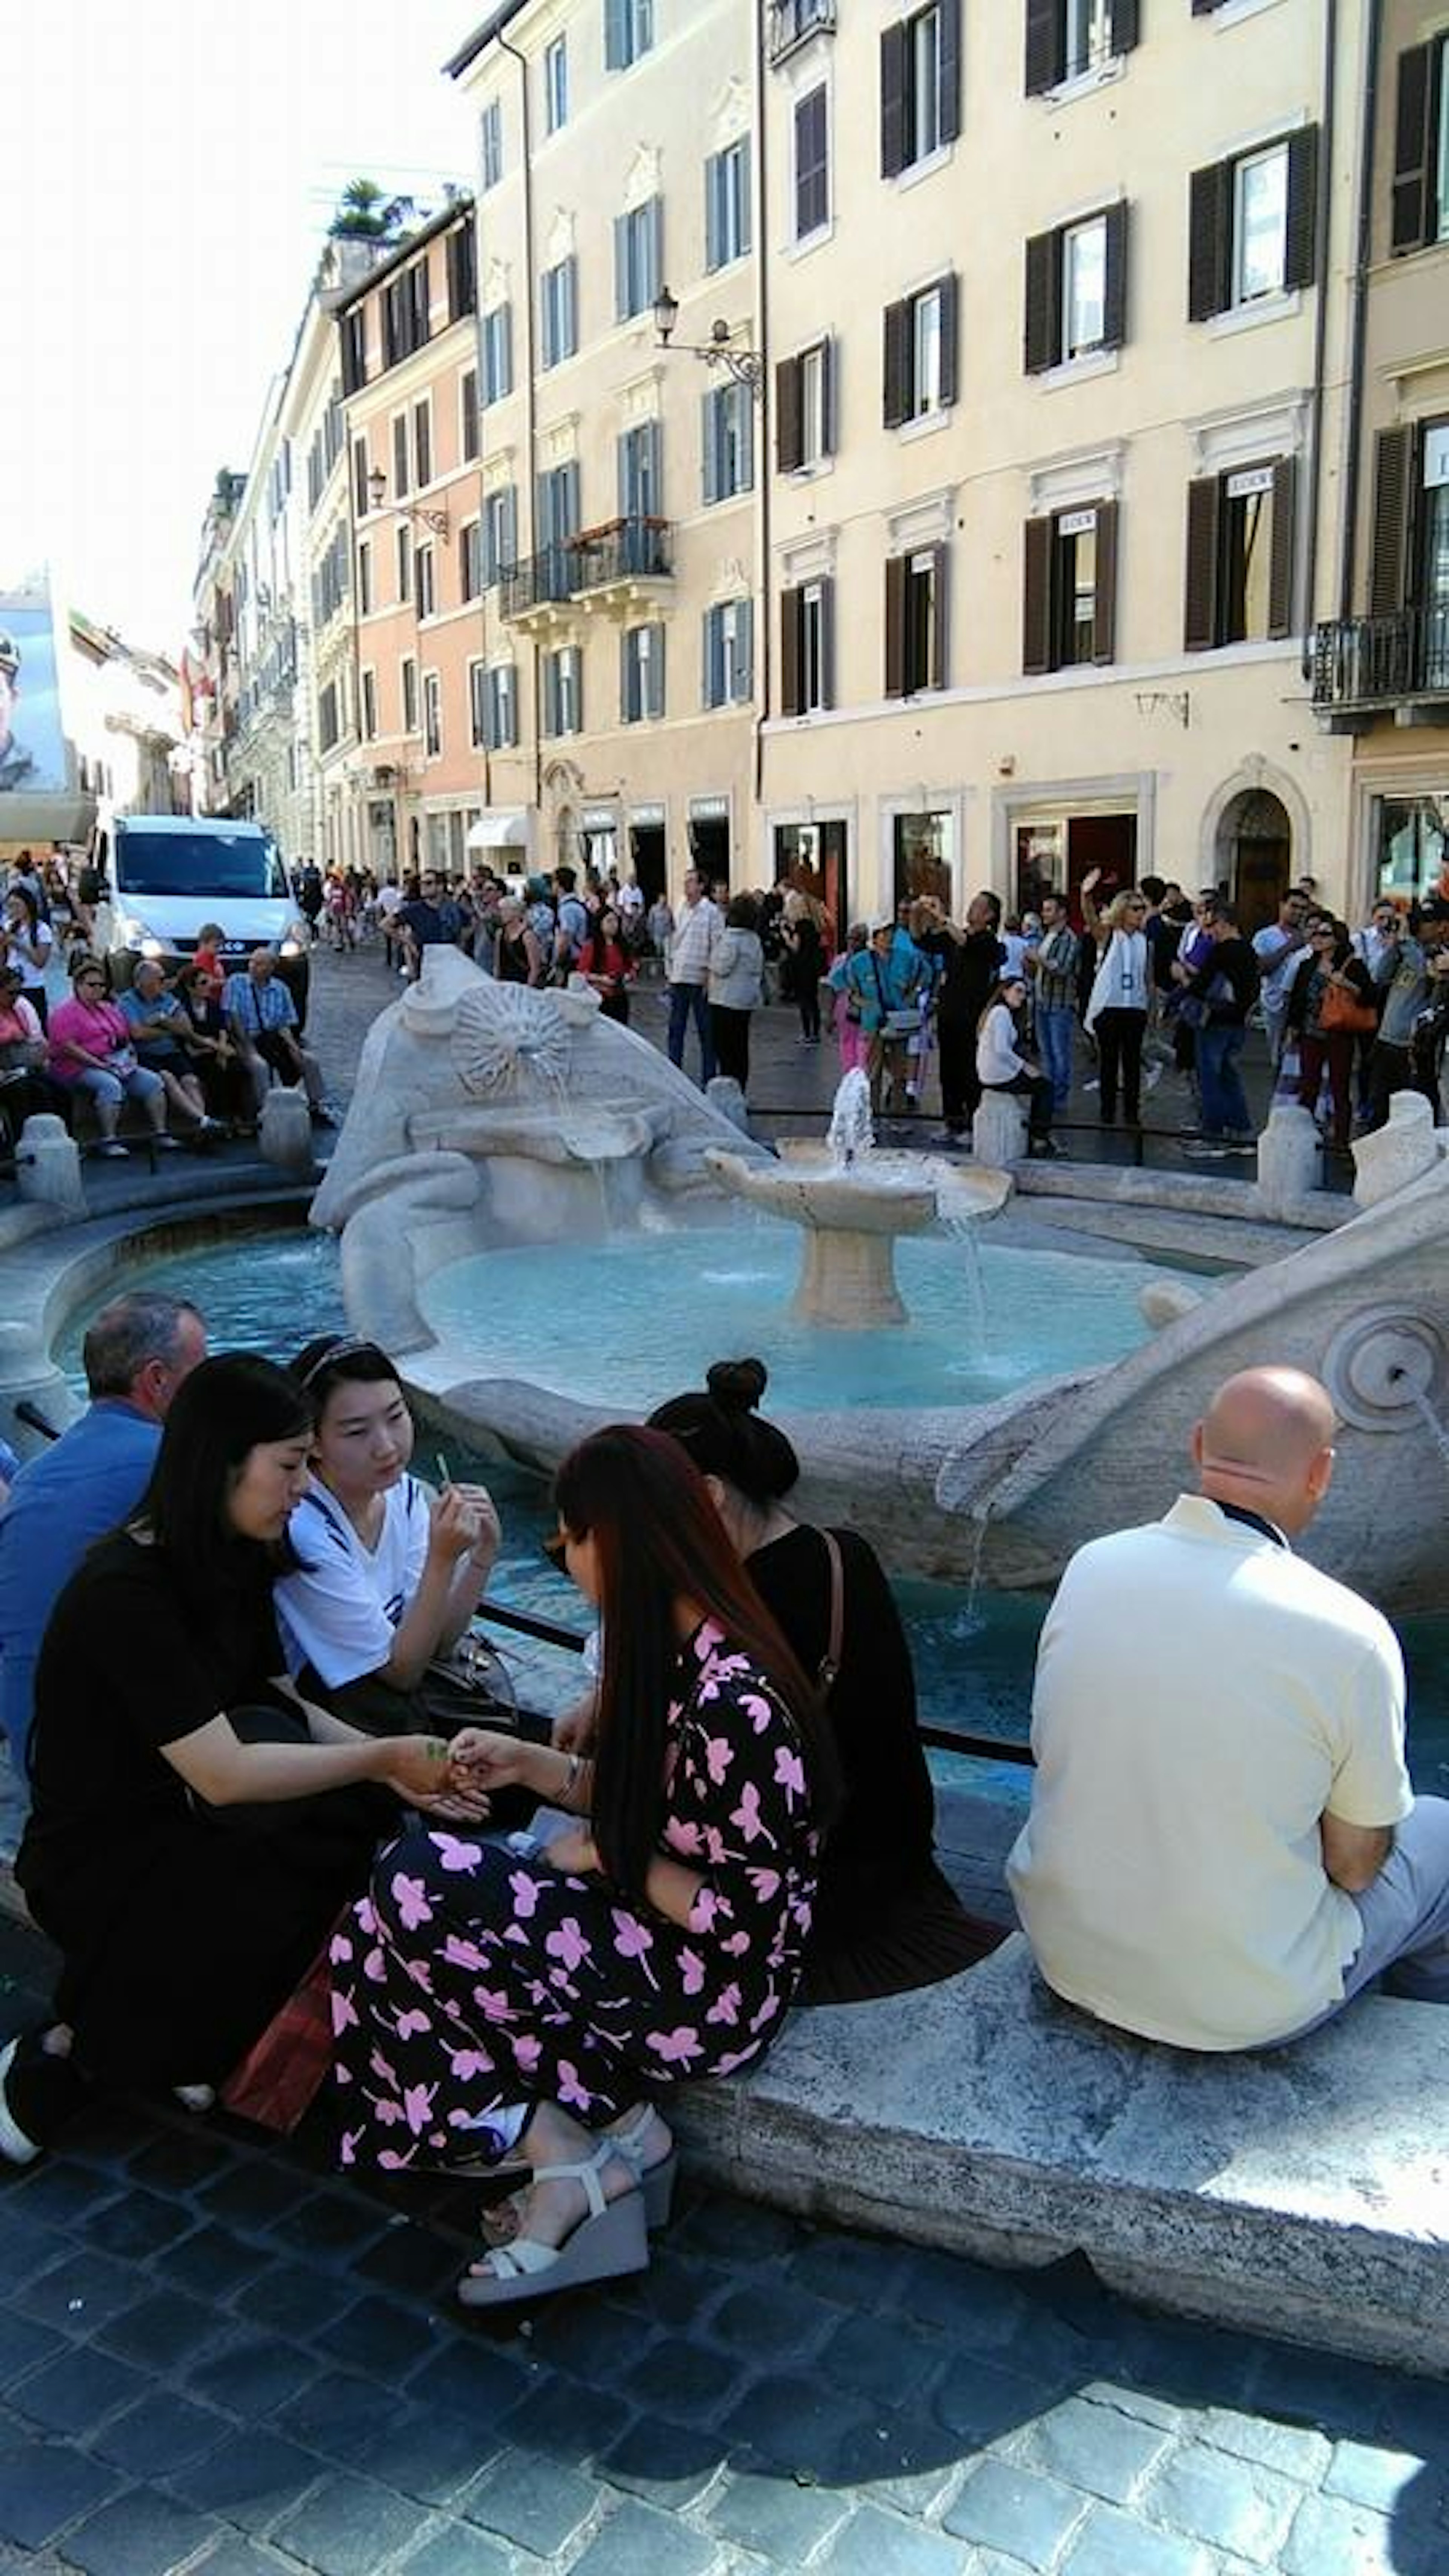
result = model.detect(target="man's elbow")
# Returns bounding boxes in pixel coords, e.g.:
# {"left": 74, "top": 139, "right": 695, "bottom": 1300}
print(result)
{"left": 1321, "top": 1825, "right": 1394, "bottom": 1894}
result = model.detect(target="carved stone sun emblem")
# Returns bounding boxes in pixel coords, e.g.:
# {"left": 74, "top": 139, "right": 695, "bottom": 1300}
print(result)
{"left": 449, "top": 982, "right": 574, "bottom": 1099}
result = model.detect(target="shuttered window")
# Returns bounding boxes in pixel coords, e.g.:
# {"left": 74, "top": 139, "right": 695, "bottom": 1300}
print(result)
{"left": 702, "top": 381, "right": 754, "bottom": 505}
{"left": 880, "top": 1, "right": 961, "bottom": 178}
{"left": 605, "top": 0, "right": 654, "bottom": 71}
{"left": 543, "top": 646, "right": 583, "bottom": 738}
{"left": 780, "top": 579, "right": 833, "bottom": 715}
{"left": 1391, "top": 40, "right": 1449, "bottom": 256}
{"left": 621, "top": 623, "right": 666, "bottom": 723}
{"left": 1024, "top": 0, "right": 1138, "bottom": 97}
{"left": 1188, "top": 129, "right": 1318, "bottom": 321}
{"left": 1024, "top": 203, "right": 1126, "bottom": 371}
{"left": 1369, "top": 426, "right": 1417, "bottom": 618}
{"left": 795, "top": 87, "right": 829, "bottom": 240}
{"left": 775, "top": 340, "right": 834, "bottom": 473}
{"left": 703, "top": 600, "right": 754, "bottom": 707}
{"left": 482, "top": 304, "right": 513, "bottom": 404}
{"left": 706, "top": 138, "right": 752, "bottom": 271}
{"left": 884, "top": 546, "right": 947, "bottom": 696}
{"left": 541, "top": 257, "right": 578, "bottom": 368}
{"left": 1022, "top": 503, "right": 1118, "bottom": 673}
{"left": 483, "top": 486, "right": 518, "bottom": 585}
{"left": 1183, "top": 458, "right": 1296, "bottom": 651}
{"left": 883, "top": 276, "right": 957, "bottom": 426}
{"left": 614, "top": 198, "right": 663, "bottom": 320}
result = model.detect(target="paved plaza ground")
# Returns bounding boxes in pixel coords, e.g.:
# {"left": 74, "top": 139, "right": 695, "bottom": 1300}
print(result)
{"left": 0, "top": 943, "right": 1437, "bottom": 2575}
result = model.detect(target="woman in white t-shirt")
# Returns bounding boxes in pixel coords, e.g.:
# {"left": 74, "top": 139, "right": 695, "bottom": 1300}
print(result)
{"left": 275, "top": 1336, "right": 501, "bottom": 1732}
{"left": 3, "top": 887, "right": 55, "bottom": 1028}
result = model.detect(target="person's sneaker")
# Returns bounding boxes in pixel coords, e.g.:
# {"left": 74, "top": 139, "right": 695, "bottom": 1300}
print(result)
{"left": 153, "top": 1133, "right": 183, "bottom": 1152}
{"left": 95, "top": 1141, "right": 128, "bottom": 1159}
{"left": 0, "top": 2038, "right": 43, "bottom": 2166}
{"left": 1182, "top": 1137, "right": 1229, "bottom": 1157}
{"left": 172, "top": 2083, "right": 216, "bottom": 2113}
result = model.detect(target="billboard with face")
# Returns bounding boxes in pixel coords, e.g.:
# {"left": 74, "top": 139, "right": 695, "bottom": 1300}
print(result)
{"left": 0, "top": 586, "right": 68, "bottom": 795}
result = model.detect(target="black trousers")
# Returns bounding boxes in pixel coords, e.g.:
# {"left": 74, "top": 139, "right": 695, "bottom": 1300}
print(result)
{"left": 709, "top": 1004, "right": 752, "bottom": 1088}
{"left": 1093, "top": 1007, "right": 1146, "bottom": 1121}
{"left": 938, "top": 1022, "right": 980, "bottom": 1132}
{"left": 983, "top": 1072, "right": 1053, "bottom": 1141}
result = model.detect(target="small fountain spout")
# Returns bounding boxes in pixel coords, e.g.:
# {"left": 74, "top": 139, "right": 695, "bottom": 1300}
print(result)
{"left": 1388, "top": 1366, "right": 1449, "bottom": 1473}
{"left": 827, "top": 1068, "right": 875, "bottom": 1173}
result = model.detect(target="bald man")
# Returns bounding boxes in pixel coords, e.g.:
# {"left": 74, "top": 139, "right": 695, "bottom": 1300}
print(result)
{"left": 1008, "top": 1368, "right": 1449, "bottom": 2051}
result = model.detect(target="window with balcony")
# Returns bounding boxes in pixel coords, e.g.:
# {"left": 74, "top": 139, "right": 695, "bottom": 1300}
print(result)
{"left": 780, "top": 577, "right": 833, "bottom": 713}
{"left": 480, "top": 98, "right": 503, "bottom": 189}
{"left": 1184, "top": 458, "right": 1296, "bottom": 649}
{"left": 706, "top": 138, "right": 751, "bottom": 270}
{"left": 769, "top": 0, "right": 836, "bottom": 66}
{"left": 883, "top": 275, "right": 957, "bottom": 426}
{"left": 1357, "top": 421, "right": 1449, "bottom": 694}
{"left": 703, "top": 599, "right": 754, "bottom": 706}
{"left": 1024, "top": 0, "right": 1138, "bottom": 94}
{"left": 482, "top": 303, "right": 513, "bottom": 403}
{"left": 538, "top": 461, "right": 581, "bottom": 552}
{"left": 423, "top": 671, "right": 442, "bottom": 758}
{"left": 543, "top": 645, "right": 583, "bottom": 737}
{"left": 545, "top": 35, "right": 569, "bottom": 133}
{"left": 614, "top": 198, "right": 663, "bottom": 320}
{"left": 775, "top": 339, "right": 834, "bottom": 472}
{"left": 881, "top": 2, "right": 960, "bottom": 177}
{"left": 1189, "top": 130, "right": 1317, "bottom": 320}
{"left": 1391, "top": 37, "right": 1449, "bottom": 255}
{"left": 416, "top": 543, "right": 435, "bottom": 620}
{"left": 618, "top": 419, "right": 662, "bottom": 520}
{"left": 702, "top": 380, "right": 754, "bottom": 503}
{"left": 1022, "top": 501, "right": 1118, "bottom": 671}
{"left": 794, "top": 85, "right": 830, "bottom": 241}
{"left": 1024, "top": 204, "right": 1126, "bottom": 370}
{"left": 605, "top": 0, "right": 653, "bottom": 71}
{"left": 484, "top": 486, "right": 519, "bottom": 583}
{"left": 622, "top": 622, "right": 666, "bottom": 721}
{"left": 884, "top": 545, "right": 947, "bottom": 694}
{"left": 401, "top": 655, "right": 419, "bottom": 732}
{"left": 542, "top": 257, "right": 578, "bottom": 367}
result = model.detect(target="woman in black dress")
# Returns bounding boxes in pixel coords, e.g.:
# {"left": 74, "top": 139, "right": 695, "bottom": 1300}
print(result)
{"left": 780, "top": 892, "right": 826, "bottom": 1042}
{"left": 1, "top": 1355, "right": 478, "bottom": 2164}
{"left": 649, "top": 1359, "right": 1000, "bottom": 2003}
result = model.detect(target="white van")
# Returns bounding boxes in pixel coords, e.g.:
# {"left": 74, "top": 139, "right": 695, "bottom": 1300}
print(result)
{"left": 101, "top": 816, "right": 311, "bottom": 1020}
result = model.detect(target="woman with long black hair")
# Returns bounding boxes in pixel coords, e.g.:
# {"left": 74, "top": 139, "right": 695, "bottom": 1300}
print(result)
{"left": 1, "top": 1355, "right": 469, "bottom": 2165}
{"left": 329, "top": 1424, "right": 837, "bottom": 2310}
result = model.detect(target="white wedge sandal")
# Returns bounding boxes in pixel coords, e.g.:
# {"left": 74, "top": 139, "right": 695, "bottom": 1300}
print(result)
{"left": 457, "top": 2140, "right": 649, "bottom": 2311}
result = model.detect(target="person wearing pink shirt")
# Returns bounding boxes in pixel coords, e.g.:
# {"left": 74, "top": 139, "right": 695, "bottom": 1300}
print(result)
{"left": 46, "top": 959, "right": 179, "bottom": 1156}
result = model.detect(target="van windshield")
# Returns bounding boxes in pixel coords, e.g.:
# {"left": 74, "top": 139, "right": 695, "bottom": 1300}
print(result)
{"left": 115, "top": 832, "right": 288, "bottom": 899}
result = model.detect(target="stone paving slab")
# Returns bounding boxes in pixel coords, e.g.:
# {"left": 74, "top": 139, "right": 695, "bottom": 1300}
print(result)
{"left": 4, "top": 1914, "right": 1449, "bottom": 2576}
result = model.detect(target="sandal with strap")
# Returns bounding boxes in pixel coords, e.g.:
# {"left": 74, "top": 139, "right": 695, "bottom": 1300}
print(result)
{"left": 457, "top": 2141, "right": 648, "bottom": 2311}
{"left": 477, "top": 2104, "right": 677, "bottom": 2247}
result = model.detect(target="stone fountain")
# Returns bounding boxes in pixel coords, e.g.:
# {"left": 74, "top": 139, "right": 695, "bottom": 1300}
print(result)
{"left": 702, "top": 1070, "right": 1012, "bottom": 1328}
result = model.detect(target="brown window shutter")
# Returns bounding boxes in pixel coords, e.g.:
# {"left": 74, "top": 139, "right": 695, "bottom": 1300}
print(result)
{"left": 1109, "top": 0, "right": 1139, "bottom": 55}
{"left": 883, "top": 297, "right": 909, "bottom": 428}
{"left": 1391, "top": 46, "right": 1436, "bottom": 257}
{"left": 884, "top": 554, "right": 907, "bottom": 697}
{"left": 881, "top": 23, "right": 908, "bottom": 178}
{"left": 1369, "top": 425, "right": 1416, "bottom": 617}
{"left": 775, "top": 356, "right": 803, "bottom": 475}
{"left": 1022, "top": 517, "right": 1053, "bottom": 674}
{"left": 1283, "top": 126, "right": 1319, "bottom": 292}
{"left": 780, "top": 587, "right": 802, "bottom": 717}
{"left": 1024, "top": 0, "right": 1061, "bottom": 95}
{"left": 939, "top": 0, "right": 962, "bottom": 145}
{"left": 938, "top": 275, "right": 959, "bottom": 407}
{"left": 1188, "top": 161, "right": 1231, "bottom": 321}
{"left": 1267, "top": 457, "right": 1298, "bottom": 640}
{"left": 930, "top": 544, "right": 949, "bottom": 689}
{"left": 1184, "top": 476, "right": 1222, "bottom": 652}
{"left": 1102, "top": 201, "right": 1128, "bottom": 349}
{"left": 1092, "top": 499, "right": 1119, "bottom": 664}
{"left": 1024, "top": 228, "right": 1060, "bottom": 374}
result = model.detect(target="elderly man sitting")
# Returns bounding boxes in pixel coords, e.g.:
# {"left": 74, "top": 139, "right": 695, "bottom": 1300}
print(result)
{"left": 1008, "top": 1367, "right": 1449, "bottom": 2051}
{"left": 116, "top": 960, "right": 218, "bottom": 1138}
{"left": 222, "top": 946, "right": 335, "bottom": 1127}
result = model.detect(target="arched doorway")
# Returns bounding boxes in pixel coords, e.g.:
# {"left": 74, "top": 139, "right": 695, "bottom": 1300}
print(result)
{"left": 1217, "top": 788, "right": 1291, "bottom": 935}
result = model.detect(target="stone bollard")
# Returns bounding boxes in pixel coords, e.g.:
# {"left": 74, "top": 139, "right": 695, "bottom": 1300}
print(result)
{"left": 258, "top": 1085, "right": 316, "bottom": 1178}
{"left": 14, "top": 1113, "right": 86, "bottom": 1217}
{"left": 1255, "top": 1102, "right": 1321, "bottom": 1215}
{"left": 1352, "top": 1089, "right": 1442, "bottom": 1210}
{"left": 705, "top": 1075, "right": 750, "bottom": 1136}
{"left": 972, "top": 1092, "right": 1029, "bottom": 1166}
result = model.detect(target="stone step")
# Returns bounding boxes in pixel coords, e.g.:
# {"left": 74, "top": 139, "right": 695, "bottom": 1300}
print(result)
{"left": 672, "top": 1933, "right": 1449, "bottom": 2379}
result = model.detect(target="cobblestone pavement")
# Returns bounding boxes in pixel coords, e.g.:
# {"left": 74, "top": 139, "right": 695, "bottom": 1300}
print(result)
{"left": 2, "top": 947, "right": 1412, "bottom": 2573}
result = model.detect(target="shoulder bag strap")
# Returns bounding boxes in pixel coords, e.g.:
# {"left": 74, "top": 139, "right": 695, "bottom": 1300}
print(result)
{"left": 817, "top": 1527, "right": 844, "bottom": 1692}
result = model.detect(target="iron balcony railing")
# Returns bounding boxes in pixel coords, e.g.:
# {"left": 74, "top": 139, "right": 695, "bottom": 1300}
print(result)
{"left": 768, "top": 0, "right": 836, "bottom": 64}
{"left": 1312, "top": 605, "right": 1449, "bottom": 711}
{"left": 498, "top": 543, "right": 579, "bottom": 620}
{"left": 572, "top": 515, "right": 674, "bottom": 587}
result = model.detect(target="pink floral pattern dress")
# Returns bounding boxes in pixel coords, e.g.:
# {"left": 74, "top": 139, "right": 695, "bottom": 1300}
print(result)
{"left": 329, "top": 1622, "right": 819, "bottom": 2170}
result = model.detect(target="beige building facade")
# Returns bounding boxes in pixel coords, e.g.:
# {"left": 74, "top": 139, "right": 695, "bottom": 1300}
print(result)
{"left": 759, "top": 0, "right": 1366, "bottom": 934}
{"left": 1311, "top": 0, "right": 1449, "bottom": 913}
{"left": 449, "top": 0, "right": 763, "bottom": 900}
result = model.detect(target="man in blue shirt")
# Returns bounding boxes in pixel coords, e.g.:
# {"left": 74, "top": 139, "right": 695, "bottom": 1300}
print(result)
{"left": 0, "top": 1292, "right": 207, "bottom": 1790}
{"left": 223, "top": 946, "right": 334, "bottom": 1124}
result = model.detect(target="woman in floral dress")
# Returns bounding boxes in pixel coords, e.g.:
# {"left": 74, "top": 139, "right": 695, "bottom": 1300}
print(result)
{"left": 329, "top": 1425, "right": 837, "bottom": 2310}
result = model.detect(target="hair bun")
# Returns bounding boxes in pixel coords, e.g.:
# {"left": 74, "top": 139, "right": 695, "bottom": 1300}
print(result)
{"left": 706, "top": 1357, "right": 768, "bottom": 1415}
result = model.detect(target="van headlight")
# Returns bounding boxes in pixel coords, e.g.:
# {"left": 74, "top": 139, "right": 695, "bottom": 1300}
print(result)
{"left": 140, "top": 938, "right": 166, "bottom": 960}
{"left": 280, "top": 921, "right": 306, "bottom": 957}
{"left": 117, "top": 914, "right": 163, "bottom": 956}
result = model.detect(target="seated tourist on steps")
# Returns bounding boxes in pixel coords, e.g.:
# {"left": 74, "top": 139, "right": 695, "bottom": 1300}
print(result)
{"left": 329, "top": 1424, "right": 838, "bottom": 2311}
{"left": 1009, "top": 1367, "right": 1449, "bottom": 2051}
{"left": 0, "top": 1355, "right": 484, "bottom": 2167}
{"left": 648, "top": 1356, "right": 999, "bottom": 2002}
{"left": 975, "top": 974, "right": 1061, "bottom": 1158}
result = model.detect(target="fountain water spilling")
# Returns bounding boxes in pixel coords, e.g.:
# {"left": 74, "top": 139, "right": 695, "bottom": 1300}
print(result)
{"left": 703, "top": 1070, "right": 1014, "bottom": 1330}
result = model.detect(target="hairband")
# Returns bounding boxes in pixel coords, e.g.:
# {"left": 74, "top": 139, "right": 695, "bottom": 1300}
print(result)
{"left": 296, "top": 1335, "right": 385, "bottom": 1389}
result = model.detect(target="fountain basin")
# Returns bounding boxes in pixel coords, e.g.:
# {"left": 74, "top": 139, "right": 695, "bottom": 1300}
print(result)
{"left": 703, "top": 1143, "right": 1012, "bottom": 1329}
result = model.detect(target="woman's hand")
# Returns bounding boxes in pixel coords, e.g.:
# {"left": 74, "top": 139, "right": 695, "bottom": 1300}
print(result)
{"left": 374, "top": 1735, "right": 456, "bottom": 1805}
{"left": 426, "top": 1483, "right": 488, "bottom": 1568}
{"left": 1081, "top": 867, "right": 1102, "bottom": 894}
{"left": 450, "top": 1480, "right": 501, "bottom": 1568}
{"left": 447, "top": 1727, "right": 543, "bottom": 1796}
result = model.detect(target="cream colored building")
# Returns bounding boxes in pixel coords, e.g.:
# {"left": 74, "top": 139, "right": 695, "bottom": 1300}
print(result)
{"left": 448, "top": 0, "right": 762, "bottom": 899}
{"left": 759, "top": 0, "right": 1365, "bottom": 933}
{"left": 1310, "top": 0, "right": 1449, "bottom": 912}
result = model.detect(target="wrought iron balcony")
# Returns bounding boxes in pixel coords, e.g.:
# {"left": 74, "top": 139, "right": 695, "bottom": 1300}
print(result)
{"left": 1312, "top": 607, "right": 1449, "bottom": 726}
{"left": 572, "top": 516, "right": 674, "bottom": 589}
{"left": 768, "top": 0, "right": 835, "bottom": 67}
{"left": 499, "top": 544, "right": 580, "bottom": 623}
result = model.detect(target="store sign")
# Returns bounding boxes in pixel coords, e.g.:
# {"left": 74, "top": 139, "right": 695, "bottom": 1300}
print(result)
{"left": 689, "top": 795, "right": 729, "bottom": 821}
{"left": 582, "top": 806, "right": 617, "bottom": 829}
{"left": 1058, "top": 508, "right": 1097, "bottom": 538}
{"left": 629, "top": 803, "right": 665, "bottom": 826}
{"left": 1226, "top": 465, "right": 1276, "bottom": 500}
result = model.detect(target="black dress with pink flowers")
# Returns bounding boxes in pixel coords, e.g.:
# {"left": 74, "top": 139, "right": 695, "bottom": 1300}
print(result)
{"left": 329, "top": 1621, "right": 819, "bottom": 2170}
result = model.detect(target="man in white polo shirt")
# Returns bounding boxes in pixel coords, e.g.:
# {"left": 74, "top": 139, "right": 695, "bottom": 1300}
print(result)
{"left": 1008, "top": 1367, "right": 1449, "bottom": 2051}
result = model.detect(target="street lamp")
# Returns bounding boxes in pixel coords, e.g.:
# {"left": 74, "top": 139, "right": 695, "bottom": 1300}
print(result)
{"left": 366, "top": 466, "right": 451, "bottom": 539}
{"left": 652, "top": 289, "right": 764, "bottom": 401}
